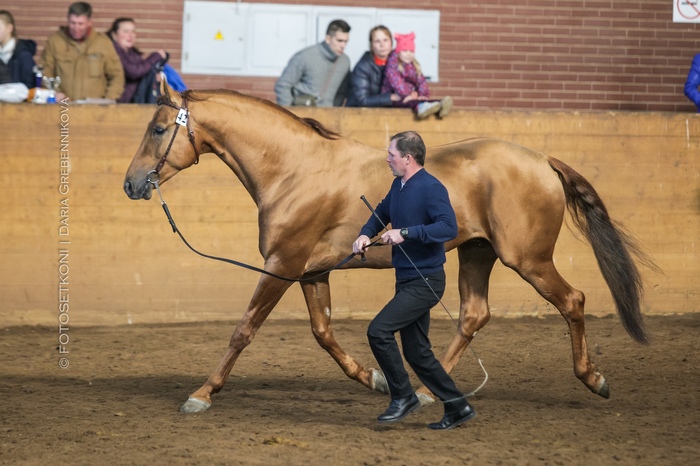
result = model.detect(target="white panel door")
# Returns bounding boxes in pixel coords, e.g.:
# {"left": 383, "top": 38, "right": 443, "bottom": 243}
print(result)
{"left": 182, "top": 1, "right": 248, "bottom": 74}
{"left": 180, "top": 2, "right": 441, "bottom": 79}
{"left": 248, "top": 5, "right": 313, "bottom": 75}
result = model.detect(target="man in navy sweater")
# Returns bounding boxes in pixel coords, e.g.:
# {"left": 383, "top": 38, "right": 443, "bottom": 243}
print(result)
{"left": 352, "top": 131, "right": 476, "bottom": 430}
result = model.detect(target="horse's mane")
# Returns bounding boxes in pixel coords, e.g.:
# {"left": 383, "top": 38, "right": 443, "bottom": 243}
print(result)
{"left": 299, "top": 117, "right": 341, "bottom": 140}
{"left": 176, "top": 89, "right": 341, "bottom": 141}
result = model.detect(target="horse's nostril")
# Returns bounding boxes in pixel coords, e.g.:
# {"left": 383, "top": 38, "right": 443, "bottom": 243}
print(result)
{"left": 124, "top": 181, "right": 133, "bottom": 197}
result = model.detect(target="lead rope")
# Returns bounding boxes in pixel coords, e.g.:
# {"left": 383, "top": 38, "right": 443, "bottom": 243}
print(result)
{"left": 147, "top": 174, "right": 376, "bottom": 283}
{"left": 360, "top": 196, "right": 488, "bottom": 397}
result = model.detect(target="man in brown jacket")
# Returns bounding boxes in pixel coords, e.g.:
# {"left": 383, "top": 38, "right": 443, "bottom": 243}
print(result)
{"left": 41, "top": 2, "right": 124, "bottom": 102}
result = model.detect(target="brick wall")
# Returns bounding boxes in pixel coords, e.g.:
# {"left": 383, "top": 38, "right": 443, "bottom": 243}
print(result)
{"left": 6, "top": 0, "right": 700, "bottom": 111}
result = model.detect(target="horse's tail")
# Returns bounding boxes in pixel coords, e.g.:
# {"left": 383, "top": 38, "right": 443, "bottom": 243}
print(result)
{"left": 548, "top": 156, "right": 654, "bottom": 345}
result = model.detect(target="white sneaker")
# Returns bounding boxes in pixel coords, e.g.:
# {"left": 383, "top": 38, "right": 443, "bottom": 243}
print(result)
{"left": 416, "top": 101, "right": 441, "bottom": 119}
{"left": 439, "top": 96, "right": 453, "bottom": 118}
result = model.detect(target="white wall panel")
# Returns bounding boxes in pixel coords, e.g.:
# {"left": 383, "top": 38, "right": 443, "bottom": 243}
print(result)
{"left": 182, "top": 1, "right": 441, "bottom": 80}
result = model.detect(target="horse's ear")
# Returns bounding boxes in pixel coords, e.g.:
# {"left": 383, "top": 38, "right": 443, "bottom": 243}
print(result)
{"left": 159, "top": 73, "right": 181, "bottom": 106}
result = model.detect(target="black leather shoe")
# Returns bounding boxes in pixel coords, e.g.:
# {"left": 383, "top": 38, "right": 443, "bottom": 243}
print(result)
{"left": 377, "top": 394, "right": 421, "bottom": 423}
{"left": 428, "top": 399, "right": 476, "bottom": 430}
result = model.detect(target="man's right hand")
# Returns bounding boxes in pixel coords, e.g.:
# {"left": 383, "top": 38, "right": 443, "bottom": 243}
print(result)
{"left": 353, "top": 235, "right": 371, "bottom": 255}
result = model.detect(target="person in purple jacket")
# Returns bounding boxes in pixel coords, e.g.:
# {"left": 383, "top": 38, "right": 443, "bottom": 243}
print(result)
{"left": 381, "top": 32, "right": 452, "bottom": 119}
{"left": 107, "top": 17, "right": 166, "bottom": 103}
{"left": 684, "top": 53, "right": 700, "bottom": 112}
{"left": 352, "top": 131, "right": 476, "bottom": 430}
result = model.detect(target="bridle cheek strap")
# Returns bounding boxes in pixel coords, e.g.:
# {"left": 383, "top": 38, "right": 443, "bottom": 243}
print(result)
{"left": 152, "top": 93, "right": 201, "bottom": 176}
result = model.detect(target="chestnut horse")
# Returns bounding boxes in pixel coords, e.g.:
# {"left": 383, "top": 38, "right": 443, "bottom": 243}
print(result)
{"left": 124, "top": 86, "right": 649, "bottom": 413}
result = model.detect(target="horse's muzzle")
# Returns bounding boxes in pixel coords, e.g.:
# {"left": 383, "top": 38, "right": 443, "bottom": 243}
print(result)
{"left": 124, "top": 179, "right": 153, "bottom": 200}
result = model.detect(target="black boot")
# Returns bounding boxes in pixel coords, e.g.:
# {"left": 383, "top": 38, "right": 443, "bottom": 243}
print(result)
{"left": 428, "top": 397, "right": 476, "bottom": 430}
{"left": 377, "top": 393, "right": 421, "bottom": 423}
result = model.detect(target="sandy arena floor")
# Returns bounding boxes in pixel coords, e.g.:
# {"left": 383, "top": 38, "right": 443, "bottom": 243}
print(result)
{"left": 1, "top": 314, "right": 698, "bottom": 465}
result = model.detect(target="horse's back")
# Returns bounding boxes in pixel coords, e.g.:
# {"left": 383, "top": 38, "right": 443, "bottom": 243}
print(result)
{"left": 429, "top": 138, "right": 566, "bottom": 261}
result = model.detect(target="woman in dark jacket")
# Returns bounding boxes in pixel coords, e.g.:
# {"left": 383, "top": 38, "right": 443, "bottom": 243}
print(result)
{"left": 108, "top": 17, "right": 166, "bottom": 103}
{"left": 347, "top": 25, "right": 401, "bottom": 107}
{"left": 0, "top": 10, "right": 37, "bottom": 89}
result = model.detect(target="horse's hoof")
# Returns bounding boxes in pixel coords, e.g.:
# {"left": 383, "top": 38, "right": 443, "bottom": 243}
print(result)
{"left": 370, "top": 369, "right": 389, "bottom": 394}
{"left": 416, "top": 392, "right": 435, "bottom": 407}
{"left": 180, "top": 397, "right": 211, "bottom": 413}
{"left": 595, "top": 375, "right": 610, "bottom": 399}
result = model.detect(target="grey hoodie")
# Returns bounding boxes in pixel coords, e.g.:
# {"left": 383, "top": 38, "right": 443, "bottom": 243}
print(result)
{"left": 274, "top": 41, "right": 350, "bottom": 107}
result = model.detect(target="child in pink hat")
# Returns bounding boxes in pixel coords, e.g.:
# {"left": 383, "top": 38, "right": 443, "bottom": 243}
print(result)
{"left": 381, "top": 32, "right": 452, "bottom": 119}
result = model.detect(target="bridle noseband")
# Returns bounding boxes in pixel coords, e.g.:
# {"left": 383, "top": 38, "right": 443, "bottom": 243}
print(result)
{"left": 147, "top": 92, "right": 201, "bottom": 184}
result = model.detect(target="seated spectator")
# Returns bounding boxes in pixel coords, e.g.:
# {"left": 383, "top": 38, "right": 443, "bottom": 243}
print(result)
{"left": 0, "top": 10, "right": 37, "bottom": 89}
{"left": 347, "top": 25, "right": 401, "bottom": 107}
{"left": 275, "top": 19, "right": 351, "bottom": 107}
{"left": 108, "top": 17, "right": 167, "bottom": 103}
{"left": 684, "top": 53, "right": 700, "bottom": 112}
{"left": 381, "top": 32, "right": 452, "bottom": 119}
{"left": 41, "top": 2, "right": 124, "bottom": 102}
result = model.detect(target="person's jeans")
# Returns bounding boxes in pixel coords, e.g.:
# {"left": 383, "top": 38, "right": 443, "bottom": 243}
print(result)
{"left": 367, "top": 270, "right": 463, "bottom": 401}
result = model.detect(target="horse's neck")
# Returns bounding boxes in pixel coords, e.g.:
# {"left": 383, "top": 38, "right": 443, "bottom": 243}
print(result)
{"left": 196, "top": 94, "right": 322, "bottom": 206}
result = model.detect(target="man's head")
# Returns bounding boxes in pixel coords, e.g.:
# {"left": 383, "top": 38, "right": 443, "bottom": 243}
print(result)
{"left": 391, "top": 131, "right": 426, "bottom": 165}
{"left": 67, "top": 2, "right": 92, "bottom": 42}
{"left": 0, "top": 10, "right": 17, "bottom": 43}
{"left": 387, "top": 131, "right": 426, "bottom": 178}
{"left": 324, "top": 19, "right": 350, "bottom": 56}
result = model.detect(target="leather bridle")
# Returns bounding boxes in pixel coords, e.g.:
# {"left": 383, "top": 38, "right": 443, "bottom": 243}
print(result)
{"left": 147, "top": 92, "right": 201, "bottom": 185}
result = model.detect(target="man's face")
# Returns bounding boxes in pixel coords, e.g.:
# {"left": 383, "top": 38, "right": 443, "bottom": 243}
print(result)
{"left": 325, "top": 31, "right": 349, "bottom": 56}
{"left": 0, "top": 19, "right": 13, "bottom": 45}
{"left": 387, "top": 140, "right": 408, "bottom": 178}
{"left": 67, "top": 14, "right": 91, "bottom": 41}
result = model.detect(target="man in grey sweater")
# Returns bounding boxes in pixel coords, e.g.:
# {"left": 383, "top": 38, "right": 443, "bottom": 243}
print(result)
{"left": 275, "top": 19, "right": 351, "bottom": 107}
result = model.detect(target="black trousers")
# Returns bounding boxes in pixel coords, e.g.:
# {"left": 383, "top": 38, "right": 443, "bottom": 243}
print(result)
{"left": 367, "top": 270, "right": 463, "bottom": 401}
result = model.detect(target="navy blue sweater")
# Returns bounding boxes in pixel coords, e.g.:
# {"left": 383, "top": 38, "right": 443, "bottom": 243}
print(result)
{"left": 360, "top": 169, "right": 458, "bottom": 280}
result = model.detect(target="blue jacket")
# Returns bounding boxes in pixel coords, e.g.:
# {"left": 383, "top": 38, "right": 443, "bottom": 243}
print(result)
{"left": 360, "top": 169, "right": 458, "bottom": 280}
{"left": 3, "top": 39, "right": 37, "bottom": 89}
{"left": 685, "top": 53, "right": 700, "bottom": 112}
{"left": 346, "top": 51, "right": 393, "bottom": 107}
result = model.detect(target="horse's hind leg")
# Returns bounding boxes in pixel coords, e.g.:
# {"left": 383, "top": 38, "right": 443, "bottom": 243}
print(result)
{"left": 416, "top": 239, "right": 497, "bottom": 404}
{"left": 517, "top": 259, "right": 609, "bottom": 398}
{"left": 300, "top": 277, "right": 388, "bottom": 394}
{"left": 181, "top": 275, "right": 294, "bottom": 413}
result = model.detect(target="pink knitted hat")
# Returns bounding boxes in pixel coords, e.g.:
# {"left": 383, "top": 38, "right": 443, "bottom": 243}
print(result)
{"left": 394, "top": 32, "right": 415, "bottom": 53}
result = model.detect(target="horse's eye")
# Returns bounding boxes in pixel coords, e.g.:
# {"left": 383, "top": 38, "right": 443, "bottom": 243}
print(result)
{"left": 153, "top": 126, "right": 166, "bottom": 136}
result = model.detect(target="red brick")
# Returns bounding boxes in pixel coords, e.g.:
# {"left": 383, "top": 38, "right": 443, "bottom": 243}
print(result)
{"left": 7, "top": 0, "right": 699, "bottom": 112}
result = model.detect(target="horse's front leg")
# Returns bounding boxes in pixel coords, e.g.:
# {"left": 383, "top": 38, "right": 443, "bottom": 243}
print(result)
{"left": 300, "top": 277, "right": 389, "bottom": 394}
{"left": 180, "top": 273, "right": 294, "bottom": 413}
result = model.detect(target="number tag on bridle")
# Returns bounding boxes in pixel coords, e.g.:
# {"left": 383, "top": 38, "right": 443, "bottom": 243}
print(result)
{"left": 175, "top": 108, "right": 188, "bottom": 127}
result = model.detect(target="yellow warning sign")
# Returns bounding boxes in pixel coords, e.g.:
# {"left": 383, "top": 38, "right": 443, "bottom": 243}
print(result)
{"left": 214, "top": 30, "right": 224, "bottom": 41}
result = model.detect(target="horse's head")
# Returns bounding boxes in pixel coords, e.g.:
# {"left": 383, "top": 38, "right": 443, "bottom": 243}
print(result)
{"left": 124, "top": 81, "right": 201, "bottom": 200}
